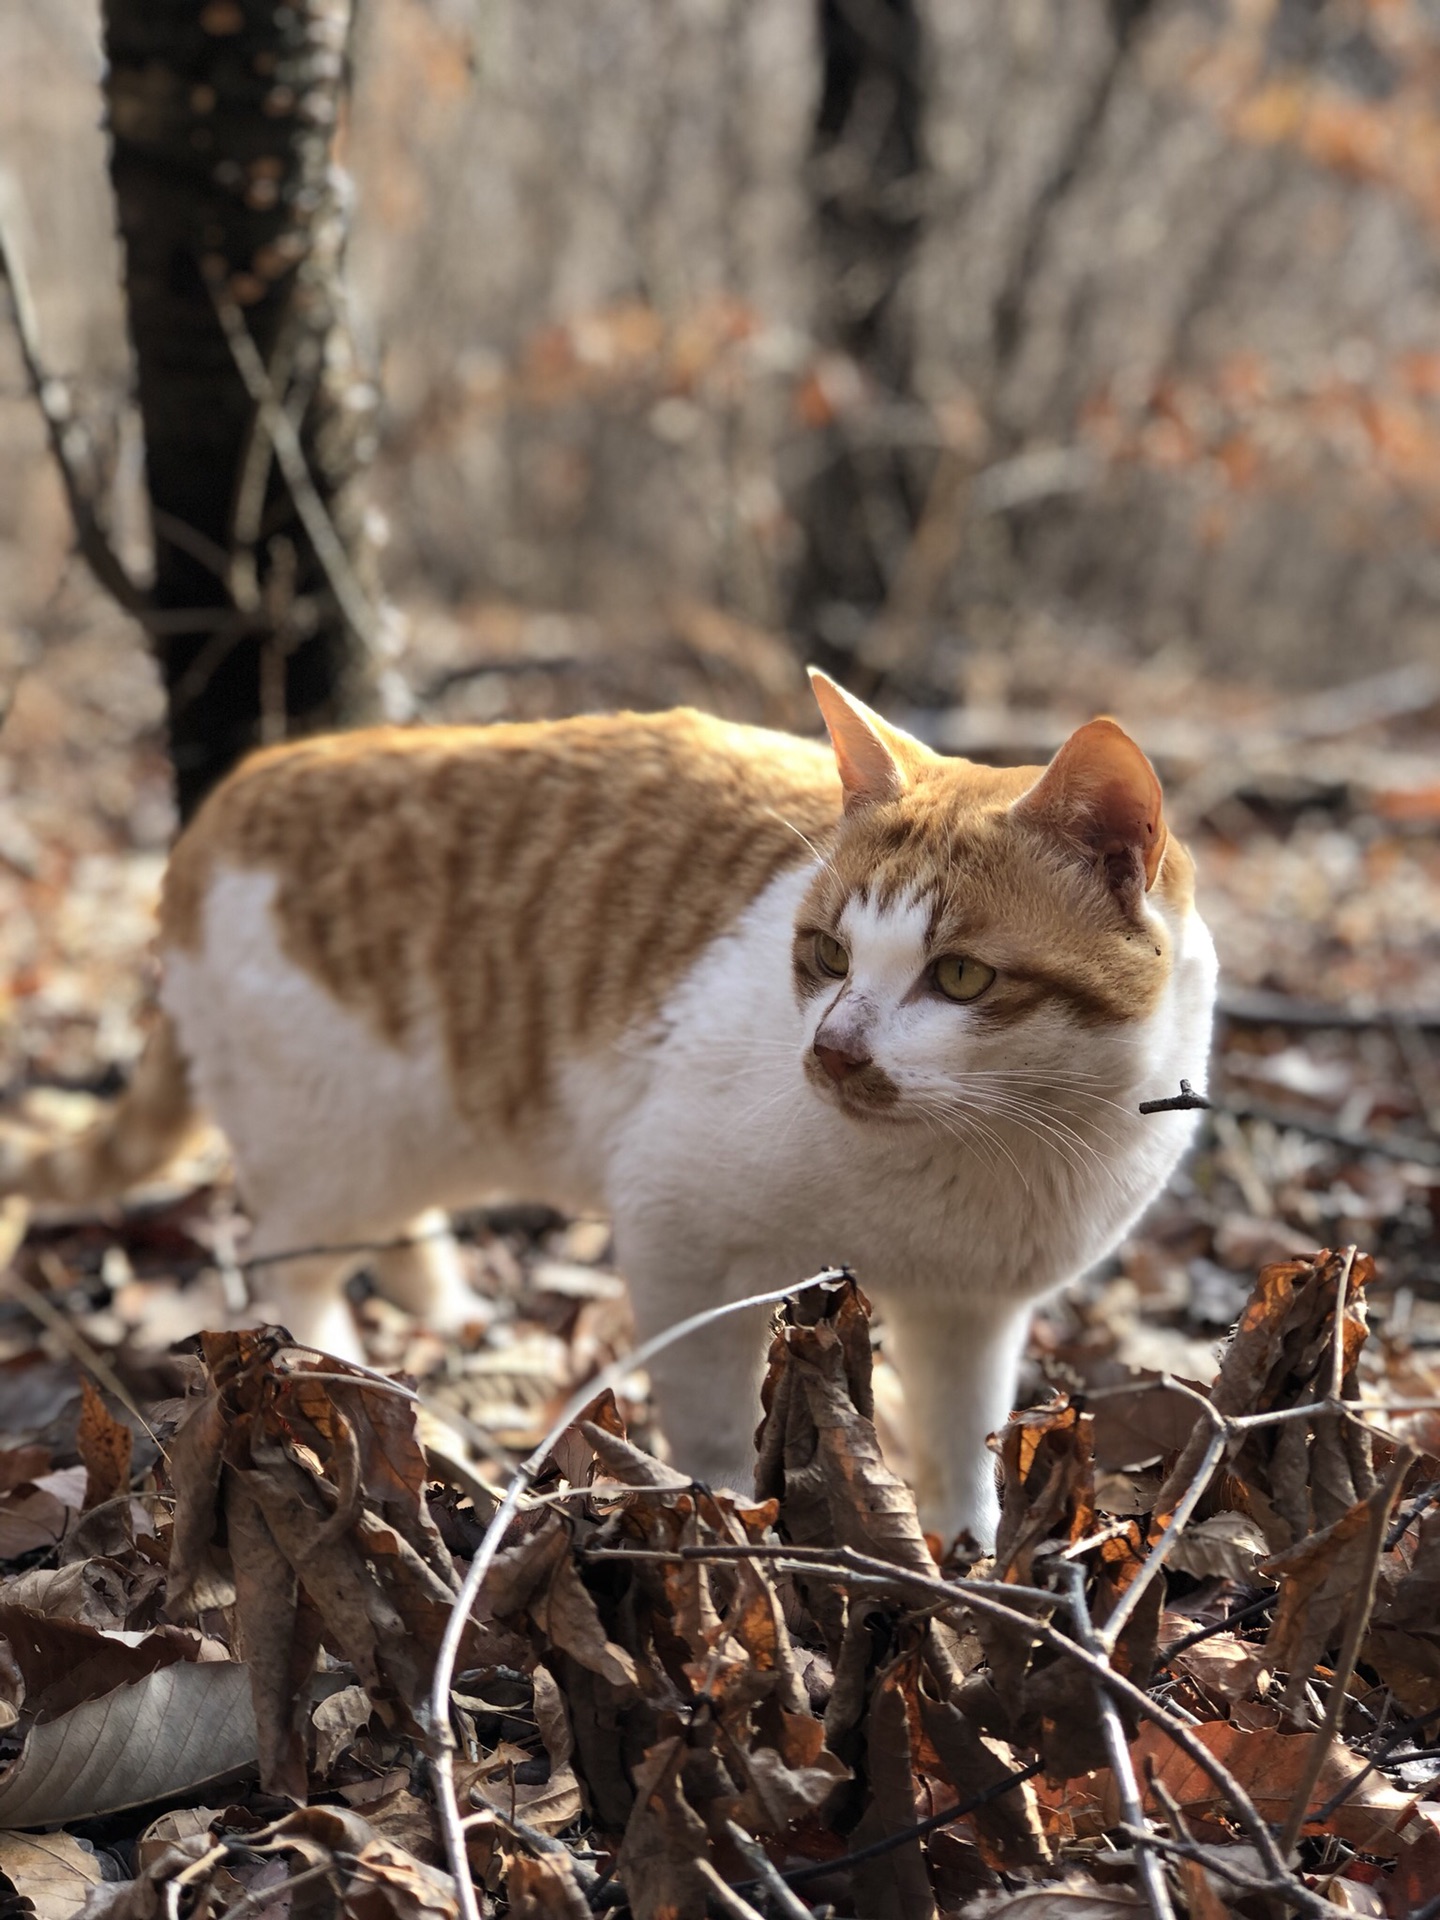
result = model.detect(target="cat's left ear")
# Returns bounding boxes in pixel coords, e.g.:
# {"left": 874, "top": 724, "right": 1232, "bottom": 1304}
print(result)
{"left": 1012, "top": 718, "right": 1168, "bottom": 905}
{"left": 809, "top": 668, "right": 933, "bottom": 815}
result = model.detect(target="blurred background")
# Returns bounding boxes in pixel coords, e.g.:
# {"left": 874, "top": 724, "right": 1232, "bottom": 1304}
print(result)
{"left": 1, "top": 1, "right": 1439, "bottom": 1366}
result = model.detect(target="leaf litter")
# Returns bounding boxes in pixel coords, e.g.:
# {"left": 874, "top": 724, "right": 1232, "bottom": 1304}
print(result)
{"left": 6, "top": 628, "right": 1440, "bottom": 1913}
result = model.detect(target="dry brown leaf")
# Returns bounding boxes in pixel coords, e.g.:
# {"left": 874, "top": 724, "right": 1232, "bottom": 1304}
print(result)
{"left": 1108, "top": 1721, "right": 1417, "bottom": 1857}
{"left": 0, "top": 1606, "right": 199, "bottom": 1722}
{"left": 505, "top": 1852, "right": 594, "bottom": 1920}
{"left": 313, "top": 1682, "right": 375, "bottom": 1776}
{"left": 959, "top": 1885, "right": 1145, "bottom": 1918}
{"left": 134, "top": 1808, "right": 223, "bottom": 1874}
{"left": 615, "top": 1734, "right": 712, "bottom": 1920}
{"left": 0, "top": 1831, "right": 103, "bottom": 1920}
{"left": 755, "top": 1279, "right": 934, "bottom": 1653}
{"left": 1153, "top": 1249, "right": 1376, "bottom": 1553}
{"left": 1264, "top": 1476, "right": 1398, "bottom": 1705}
{"left": 0, "top": 1476, "right": 80, "bottom": 1561}
{"left": 917, "top": 1691, "right": 1049, "bottom": 1872}
{"left": 76, "top": 1379, "right": 131, "bottom": 1513}
{"left": 1164, "top": 1509, "right": 1270, "bottom": 1583}
{"left": 0, "top": 1658, "right": 256, "bottom": 1825}
{"left": 1173, "top": 1856, "right": 1231, "bottom": 1920}
{"left": 994, "top": 1401, "right": 1096, "bottom": 1587}
{"left": 1169, "top": 1631, "right": 1270, "bottom": 1715}
{"left": 3, "top": 1559, "right": 132, "bottom": 1629}
{"left": 849, "top": 1660, "right": 938, "bottom": 1920}
{"left": 1364, "top": 1505, "right": 1440, "bottom": 1716}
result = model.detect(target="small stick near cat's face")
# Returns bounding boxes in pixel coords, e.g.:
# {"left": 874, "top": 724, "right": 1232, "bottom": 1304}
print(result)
{"left": 794, "top": 670, "right": 1195, "bottom": 1127}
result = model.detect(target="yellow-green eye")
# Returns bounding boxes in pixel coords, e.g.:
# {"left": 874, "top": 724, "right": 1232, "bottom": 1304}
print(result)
{"left": 814, "top": 932, "right": 850, "bottom": 978}
{"left": 933, "top": 955, "right": 995, "bottom": 1003}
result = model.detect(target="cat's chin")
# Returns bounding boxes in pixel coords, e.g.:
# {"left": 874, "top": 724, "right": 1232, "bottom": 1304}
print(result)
{"left": 804, "top": 1062, "right": 910, "bottom": 1122}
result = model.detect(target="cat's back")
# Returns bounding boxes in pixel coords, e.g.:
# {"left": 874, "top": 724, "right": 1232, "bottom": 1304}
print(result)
{"left": 160, "top": 710, "right": 841, "bottom": 1121}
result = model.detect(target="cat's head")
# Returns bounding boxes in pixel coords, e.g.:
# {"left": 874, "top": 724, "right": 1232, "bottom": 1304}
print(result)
{"left": 795, "top": 670, "right": 1195, "bottom": 1121}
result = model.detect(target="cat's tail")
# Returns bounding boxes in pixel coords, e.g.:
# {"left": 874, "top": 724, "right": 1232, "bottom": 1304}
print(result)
{"left": 0, "top": 1015, "right": 198, "bottom": 1206}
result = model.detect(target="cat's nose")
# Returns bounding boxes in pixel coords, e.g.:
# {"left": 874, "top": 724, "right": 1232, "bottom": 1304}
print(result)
{"left": 813, "top": 1039, "right": 871, "bottom": 1085}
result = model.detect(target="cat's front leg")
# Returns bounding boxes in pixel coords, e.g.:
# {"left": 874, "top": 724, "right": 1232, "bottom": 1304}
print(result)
{"left": 618, "top": 1233, "right": 775, "bottom": 1497}
{"left": 878, "top": 1292, "right": 1035, "bottom": 1550}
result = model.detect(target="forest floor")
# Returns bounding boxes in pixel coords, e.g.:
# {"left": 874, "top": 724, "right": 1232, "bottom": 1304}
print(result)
{"left": 2, "top": 577, "right": 1440, "bottom": 1918}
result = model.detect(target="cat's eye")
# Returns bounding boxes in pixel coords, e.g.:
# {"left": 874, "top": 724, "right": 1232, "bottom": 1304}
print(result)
{"left": 814, "top": 932, "right": 850, "bottom": 978}
{"left": 932, "top": 955, "right": 995, "bottom": 1003}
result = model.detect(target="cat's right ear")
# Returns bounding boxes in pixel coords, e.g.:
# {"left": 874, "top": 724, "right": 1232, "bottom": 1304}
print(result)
{"left": 808, "top": 668, "right": 931, "bottom": 815}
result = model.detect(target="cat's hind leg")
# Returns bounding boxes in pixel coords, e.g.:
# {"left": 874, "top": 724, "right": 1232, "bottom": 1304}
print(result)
{"left": 368, "top": 1209, "right": 479, "bottom": 1332}
{"left": 244, "top": 1233, "right": 368, "bottom": 1362}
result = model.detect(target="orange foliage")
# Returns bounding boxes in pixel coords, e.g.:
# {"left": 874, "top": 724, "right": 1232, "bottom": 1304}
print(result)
{"left": 1082, "top": 348, "right": 1440, "bottom": 534}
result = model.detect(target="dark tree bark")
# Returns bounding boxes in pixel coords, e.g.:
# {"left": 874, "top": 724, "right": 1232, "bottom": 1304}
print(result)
{"left": 103, "top": 0, "right": 378, "bottom": 820}
{"left": 787, "top": 0, "right": 928, "bottom": 683}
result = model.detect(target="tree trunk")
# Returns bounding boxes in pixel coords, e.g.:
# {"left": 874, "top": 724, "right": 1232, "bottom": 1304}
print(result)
{"left": 787, "top": 0, "right": 928, "bottom": 685}
{"left": 103, "top": 0, "right": 378, "bottom": 820}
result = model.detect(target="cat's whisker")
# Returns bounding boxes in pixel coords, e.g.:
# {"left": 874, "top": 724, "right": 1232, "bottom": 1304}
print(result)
{"left": 911, "top": 1095, "right": 1030, "bottom": 1194}
{"left": 765, "top": 809, "right": 834, "bottom": 873}
{"left": 930, "top": 1089, "right": 1109, "bottom": 1189}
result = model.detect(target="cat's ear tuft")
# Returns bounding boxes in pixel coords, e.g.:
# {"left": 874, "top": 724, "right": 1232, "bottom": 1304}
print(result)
{"left": 808, "top": 668, "right": 930, "bottom": 815}
{"left": 1013, "top": 718, "right": 1168, "bottom": 906}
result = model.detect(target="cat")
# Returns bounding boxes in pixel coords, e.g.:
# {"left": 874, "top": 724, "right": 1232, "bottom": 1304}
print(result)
{"left": 2, "top": 671, "right": 1216, "bottom": 1545}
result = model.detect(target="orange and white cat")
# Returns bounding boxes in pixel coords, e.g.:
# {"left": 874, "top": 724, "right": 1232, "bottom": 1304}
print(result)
{"left": 4, "top": 673, "right": 1215, "bottom": 1544}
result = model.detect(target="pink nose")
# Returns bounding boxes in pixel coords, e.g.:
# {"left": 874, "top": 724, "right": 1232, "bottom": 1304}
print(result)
{"left": 814, "top": 1040, "right": 871, "bottom": 1085}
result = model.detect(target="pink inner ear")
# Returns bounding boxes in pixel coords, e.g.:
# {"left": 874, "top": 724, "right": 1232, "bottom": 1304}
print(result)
{"left": 1018, "top": 719, "right": 1167, "bottom": 891}
{"left": 808, "top": 669, "right": 909, "bottom": 814}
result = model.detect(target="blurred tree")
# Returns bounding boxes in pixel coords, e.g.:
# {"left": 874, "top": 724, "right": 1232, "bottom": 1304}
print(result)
{"left": 788, "top": 0, "right": 927, "bottom": 686}
{"left": 102, "top": 0, "right": 379, "bottom": 818}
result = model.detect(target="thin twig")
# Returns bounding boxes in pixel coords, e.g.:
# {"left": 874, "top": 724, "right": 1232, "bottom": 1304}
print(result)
{"left": 1138, "top": 1080, "right": 1210, "bottom": 1115}
{"left": 1158, "top": 1592, "right": 1277, "bottom": 1664}
{"left": 1113, "top": 1826, "right": 1309, "bottom": 1900}
{"left": 426, "top": 1270, "right": 847, "bottom": 1920}
{"left": 1212, "top": 1096, "right": 1440, "bottom": 1167}
{"left": 462, "top": 1796, "right": 600, "bottom": 1888}
{"left": 1309, "top": 1701, "right": 1440, "bottom": 1825}
{"left": 723, "top": 1822, "right": 816, "bottom": 1920}
{"left": 1218, "top": 988, "right": 1440, "bottom": 1033}
{"left": 583, "top": 1539, "right": 1061, "bottom": 1612}
{"left": 204, "top": 262, "right": 381, "bottom": 655}
{"left": 218, "top": 1864, "right": 336, "bottom": 1920}
{"left": 1329, "top": 1247, "right": 1358, "bottom": 1404}
{"left": 1277, "top": 1448, "right": 1414, "bottom": 1861}
{"left": 0, "top": 200, "right": 147, "bottom": 618}
{"left": 1064, "top": 1565, "right": 1175, "bottom": 1920}
{"left": 757, "top": 1760, "right": 1043, "bottom": 1892}
{"left": 693, "top": 1859, "right": 766, "bottom": 1920}
{"left": 1101, "top": 1421, "right": 1228, "bottom": 1652}
{"left": 244, "top": 1224, "right": 458, "bottom": 1272}
{"left": 2, "top": 1238, "right": 170, "bottom": 1461}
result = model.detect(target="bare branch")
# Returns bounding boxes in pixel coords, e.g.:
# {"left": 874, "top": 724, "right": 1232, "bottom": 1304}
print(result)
{"left": 0, "top": 195, "right": 147, "bottom": 619}
{"left": 203, "top": 262, "right": 381, "bottom": 659}
{"left": 1064, "top": 1565, "right": 1176, "bottom": 1920}
{"left": 723, "top": 1821, "right": 819, "bottom": 1920}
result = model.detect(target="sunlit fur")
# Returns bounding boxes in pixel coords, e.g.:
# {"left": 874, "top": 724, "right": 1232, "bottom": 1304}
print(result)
{"left": 0, "top": 679, "right": 1216, "bottom": 1545}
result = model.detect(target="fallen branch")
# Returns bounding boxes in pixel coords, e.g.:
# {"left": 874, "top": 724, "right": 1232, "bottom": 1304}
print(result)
{"left": 1064, "top": 1565, "right": 1176, "bottom": 1920}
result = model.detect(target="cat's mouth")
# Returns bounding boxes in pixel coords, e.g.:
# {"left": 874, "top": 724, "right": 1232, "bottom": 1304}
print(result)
{"left": 803, "top": 1053, "right": 904, "bottom": 1119}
